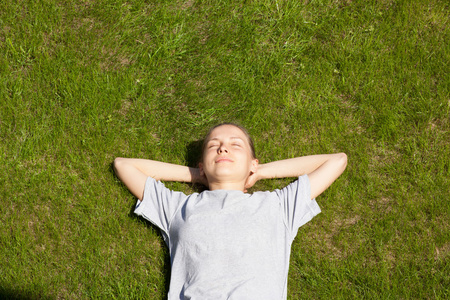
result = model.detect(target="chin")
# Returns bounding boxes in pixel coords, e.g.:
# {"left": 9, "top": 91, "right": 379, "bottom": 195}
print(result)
{"left": 209, "top": 169, "right": 247, "bottom": 181}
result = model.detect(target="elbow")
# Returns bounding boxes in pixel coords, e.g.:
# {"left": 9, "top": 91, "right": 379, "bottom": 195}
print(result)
{"left": 113, "top": 157, "right": 125, "bottom": 175}
{"left": 336, "top": 152, "right": 348, "bottom": 172}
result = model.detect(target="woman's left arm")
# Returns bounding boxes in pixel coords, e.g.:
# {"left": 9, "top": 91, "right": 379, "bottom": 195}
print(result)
{"left": 249, "top": 153, "right": 347, "bottom": 199}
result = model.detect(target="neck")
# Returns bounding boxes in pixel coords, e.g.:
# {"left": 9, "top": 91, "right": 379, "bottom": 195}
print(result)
{"left": 208, "top": 181, "right": 245, "bottom": 192}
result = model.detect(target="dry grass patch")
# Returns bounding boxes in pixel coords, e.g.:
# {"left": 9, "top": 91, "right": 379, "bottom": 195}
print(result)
{"left": 435, "top": 242, "right": 450, "bottom": 261}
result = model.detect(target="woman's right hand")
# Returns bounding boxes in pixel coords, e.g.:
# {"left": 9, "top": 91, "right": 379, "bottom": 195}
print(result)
{"left": 190, "top": 167, "right": 209, "bottom": 188}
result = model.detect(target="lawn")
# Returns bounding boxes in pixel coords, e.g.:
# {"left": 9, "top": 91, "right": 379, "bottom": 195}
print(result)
{"left": 0, "top": 0, "right": 449, "bottom": 299}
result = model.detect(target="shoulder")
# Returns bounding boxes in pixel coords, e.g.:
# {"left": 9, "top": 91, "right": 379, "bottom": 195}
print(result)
{"left": 141, "top": 176, "right": 191, "bottom": 205}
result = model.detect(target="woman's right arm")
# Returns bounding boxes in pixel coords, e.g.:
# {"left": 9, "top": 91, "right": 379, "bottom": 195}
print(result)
{"left": 113, "top": 158, "right": 204, "bottom": 200}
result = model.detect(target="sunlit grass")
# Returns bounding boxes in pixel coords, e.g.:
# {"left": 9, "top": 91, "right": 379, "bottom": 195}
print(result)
{"left": 1, "top": 0, "right": 449, "bottom": 298}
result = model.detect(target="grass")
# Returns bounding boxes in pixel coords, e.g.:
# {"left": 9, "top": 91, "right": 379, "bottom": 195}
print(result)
{"left": 1, "top": 0, "right": 449, "bottom": 298}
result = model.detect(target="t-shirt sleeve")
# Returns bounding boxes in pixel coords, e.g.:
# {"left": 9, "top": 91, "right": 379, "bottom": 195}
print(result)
{"left": 275, "top": 174, "right": 321, "bottom": 238}
{"left": 134, "top": 177, "right": 187, "bottom": 239}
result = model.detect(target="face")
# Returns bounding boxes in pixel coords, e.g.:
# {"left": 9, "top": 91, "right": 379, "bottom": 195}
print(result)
{"left": 199, "top": 125, "right": 258, "bottom": 185}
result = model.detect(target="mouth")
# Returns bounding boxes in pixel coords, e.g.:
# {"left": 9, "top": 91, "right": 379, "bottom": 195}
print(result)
{"left": 215, "top": 157, "right": 233, "bottom": 163}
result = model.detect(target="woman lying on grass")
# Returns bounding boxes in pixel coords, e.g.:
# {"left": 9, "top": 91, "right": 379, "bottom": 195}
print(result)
{"left": 114, "top": 123, "right": 347, "bottom": 300}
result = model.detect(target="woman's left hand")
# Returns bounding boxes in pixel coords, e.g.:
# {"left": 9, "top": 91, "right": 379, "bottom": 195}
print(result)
{"left": 244, "top": 170, "right": 259, "bottom": 192}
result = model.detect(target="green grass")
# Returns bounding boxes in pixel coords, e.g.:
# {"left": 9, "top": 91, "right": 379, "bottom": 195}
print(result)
{"left": 1, "top": 0, "right": 449, "bottom": 298}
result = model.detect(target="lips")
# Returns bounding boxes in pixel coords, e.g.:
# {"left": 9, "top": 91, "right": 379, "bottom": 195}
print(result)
{"left": 215, "top": 157, "right": 233, "bottom": 163}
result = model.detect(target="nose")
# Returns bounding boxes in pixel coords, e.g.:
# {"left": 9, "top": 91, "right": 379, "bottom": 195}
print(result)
{"left": 218, "top": 144, "right": 228, "bottom": 154}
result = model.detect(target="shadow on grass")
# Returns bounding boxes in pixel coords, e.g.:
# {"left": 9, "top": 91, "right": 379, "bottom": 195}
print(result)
{"left": 185, "top": 139, "right": 203, "bottom": 168}
{"left": 110, "top": 139, "right": 208, "bottom": 299}
{"left": 0, "top": 287, "right": 54, "bottom": 300}
{"left": 130, "top": 212, "right": 172, "bottom": 300}
{"left": 108, "top": 162, "right": 171, "bottom": 298}
{"left": 185, "top": 138, "right": 208, "bottom": 192}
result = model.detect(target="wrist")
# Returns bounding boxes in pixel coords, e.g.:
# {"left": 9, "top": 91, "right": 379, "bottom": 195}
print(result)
{"left": 255, "top": 163, "right": 269, "bottom": 181}
{"left": 189, "top": 167, "right": 200, "bottom": 183}
{"left": 189, "top": 167, "right": 208, "bottom": 186}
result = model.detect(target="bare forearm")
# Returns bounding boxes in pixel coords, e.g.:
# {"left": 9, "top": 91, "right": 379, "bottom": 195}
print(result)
{"left": 117, "top": 158, "right": 196, "bottom": 181}
{"left": 257, "top": 154, "right": 345, "bottom": 180}
{"left": 113, "top": 158, "right": 204, "bottom": 200}
{"left": 256, "top": 153, "right": 347, "bottom": 199}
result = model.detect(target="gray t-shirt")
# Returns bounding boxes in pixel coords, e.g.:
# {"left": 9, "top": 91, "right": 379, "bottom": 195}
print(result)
{"left": 134, "top": 175, "right": 320, "bottom": 300}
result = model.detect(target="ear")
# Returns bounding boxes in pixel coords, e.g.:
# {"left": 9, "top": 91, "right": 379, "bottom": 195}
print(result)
{"left": 245, "top": 159, "right": 260, "bottom": 191}
{"left": 250, "top": 159, "right": 259, "bottom": 173}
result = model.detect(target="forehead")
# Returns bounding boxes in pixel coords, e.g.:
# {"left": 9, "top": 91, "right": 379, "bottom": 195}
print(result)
{"left": 207, "top": 125, "right": 248, "bottom": 142}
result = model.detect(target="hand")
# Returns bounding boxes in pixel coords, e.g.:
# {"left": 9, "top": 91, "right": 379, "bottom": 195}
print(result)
{"left": 190, "top": 167, "right": 209, "bottom": 188}
{"left": 244, "top": 170, "right": 259, "bottom": 192}
{"left": 197, "top": 172, "right": 209, "bottom": 188}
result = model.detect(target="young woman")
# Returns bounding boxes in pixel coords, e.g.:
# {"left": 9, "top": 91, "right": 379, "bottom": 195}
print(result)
{"left": 114, "top": 123, "right": 347, "bottom": 300}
